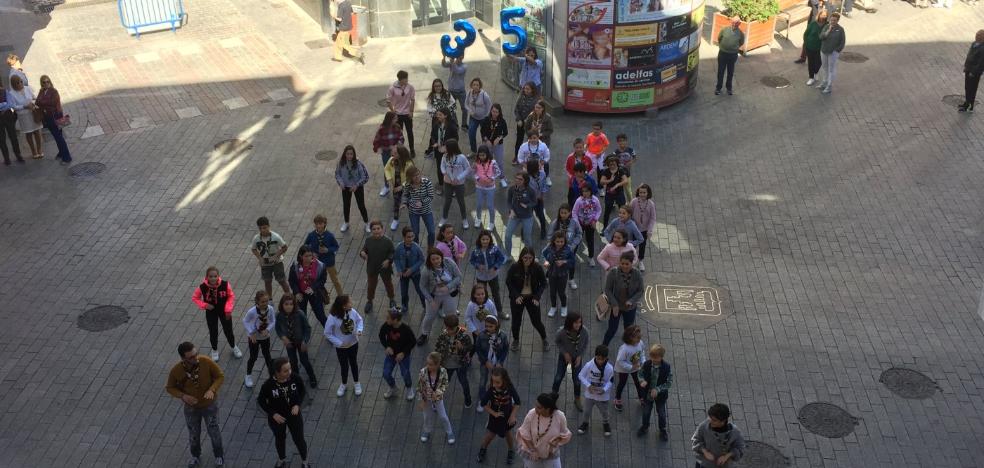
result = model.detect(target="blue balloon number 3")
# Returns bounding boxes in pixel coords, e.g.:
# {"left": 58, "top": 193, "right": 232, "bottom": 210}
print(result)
{"left": 441, "top": 20, "right": 477, "bottom": 58}
{"left": 500, "top": 7, "right": 527, "bottom": 55}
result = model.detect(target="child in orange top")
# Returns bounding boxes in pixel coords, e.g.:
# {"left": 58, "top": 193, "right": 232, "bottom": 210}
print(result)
{"left": 584, "top": 121, "right": 609, "bottom": 178}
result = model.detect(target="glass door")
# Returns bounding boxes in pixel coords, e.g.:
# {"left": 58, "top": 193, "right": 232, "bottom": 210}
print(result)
{"left": 413, "top": 0, "right": 448, "bottom": 27}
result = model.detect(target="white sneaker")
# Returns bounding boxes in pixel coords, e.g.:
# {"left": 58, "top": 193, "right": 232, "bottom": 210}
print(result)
{"left": 473, "top": 215, "right": 482, "bottom": 227}
{"left": 364, "top": 224, "right": 371, "bottom": 233}
{"left": 638, "top": 262, "right": 646, "bottom": 271}
{"left": 476, "top": 405, "right": 485, "bottom": 413}
{"left": 420, "top": 433, "right": 430, "bottom": 443}
{"left": 589, "top": 258, "right": 596, "bottom": 267}
{"left": 447, "top": 433, "right": 456, "bottom": 445}
{"left": 336, "top": 384, "right": 347, "bottom": 397}
{"left": 547, "top": 307, "right": 557, "bottom": 318}
{"left": 806, "top": 78, "right": 816, "bottom": 86}
{"left": 815, "top": 81, "right": 827, "bottom": 89}
{"left": 232, "top": 346, "right": 243, "bottom": 358}
{"left": 379, "top": 186, "right": 390, "bottom": 197}
{"left": 561, "top": 306, "right": 568, "bottom": 317}
{"left": 821, "top": 87, "right": 832, "bottom": 94}
{"left": 462, "top": 219, "right": 469, "bottom": 230}
{"left": 340, "top": 223, "right": 349, "bottom": 232}
{"left": 438, "top": 218, "right": 447, "bottom": 226}
{"left": 569, "top": 279, "right": 578, "bottom": 290}
{"left": 500, "top": 179, "right": 508, "bottom": 188}
{"left": 354, "top": 382, "right": 363, "bottom": 396}
{"left": 383, "top": 386, "right": 395, "bottom": 399}
{"left": 244, "top": 375, "right": 254, "bottom": 388}
{"left": 546, "top": 178, "right": 552, "bottom": 187}
{"left": 390, "top": 219, "right": 399, "bottom": 231}
{"left": 210, "top": 349, "right": 220, "bottom": 362}
{"left": 405, "top": 387, "right": 416, "bottom": 401}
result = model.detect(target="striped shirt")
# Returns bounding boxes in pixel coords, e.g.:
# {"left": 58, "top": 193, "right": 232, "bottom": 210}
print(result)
{"left": 403, "top": 177, "right": 435, "bottom": 215}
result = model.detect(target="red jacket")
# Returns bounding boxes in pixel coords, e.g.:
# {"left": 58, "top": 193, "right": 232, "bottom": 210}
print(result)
{"left": 192, "top": 277, "right": 236, "bottom": 317}
{"left": 565, "top": 153, "right": 594, "bottom": 181}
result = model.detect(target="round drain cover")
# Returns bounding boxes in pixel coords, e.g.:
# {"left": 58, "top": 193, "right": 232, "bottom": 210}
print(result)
{"left": 315, "top": 150, "right": 338, "bottom": 161}
{"left": 760, "top": 76, "right": 791, "bottom": 88}
{"left": 838, "top": 52, "right": 868, "bottom": 63}
{"left": 213, "top": 139, "right": 251, "bottom": 154}
{"left": 67, "top": 52, "right": 98, "bottom": 64}
{"left": 942, "top": 94, "right": 971, "bottom": 107}
{"left": 69, "top": 162, "right": 106, "bottom": 178}
{"left": 797, "top": 402, "right": 859, "bottom": 438}
{"left": 78, "top": 305, "right": 130, "bottom": 332}
{"left": 879, "top": 368, "right": 939, "bottom": 399}
{"left": 736, "top": 441, "right": 790, "bottom": 468}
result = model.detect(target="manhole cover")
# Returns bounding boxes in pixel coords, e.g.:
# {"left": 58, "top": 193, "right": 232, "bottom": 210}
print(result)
{"left": 797, "top": 402, "right": 859, "bottom": 438}
{"left": 304, "top": 39, "right": 331, "bottom": 50}
{"left": 67, "top": 52, "right": 98, "bottom": 64}
{"left": 760, "top": 76, "right": 791, "bottom": 88}
{"left": 273, "top": 114, "right": 281, "bottom": 119}
{"left": 879, "top": 368, "right": 939, "bottom": 399}
{"left": 315, "top": 150, "right": 338, "bottom": 161}
{"left": 213, "top": 139, "right": 251, "bottom": 154}
{"left": 839, "top": 52, "right": 868, "bottom": 63}
{"left": 942, "top": 94, "right": 971, "bottom": 107}
{"left": 78, "top": 305, "right": 130, "bottom": 332}
{"left": 69, "top": 162, "right": 106, "bottom": 178}
{"left": 736, "top": 441, "right": 790, "bottom": 468}
{"left": 377, "top": 99, "right": 390, "bottom": 108}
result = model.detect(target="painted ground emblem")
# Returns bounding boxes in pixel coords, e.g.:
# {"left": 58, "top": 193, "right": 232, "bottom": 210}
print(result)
{"left": 647, "top": 285, "right": 721, "bottom": 316}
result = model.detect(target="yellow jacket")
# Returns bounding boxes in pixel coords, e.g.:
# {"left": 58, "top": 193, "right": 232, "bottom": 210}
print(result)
{"left": 384, "top": 158, "right": 416, "bottom": 186}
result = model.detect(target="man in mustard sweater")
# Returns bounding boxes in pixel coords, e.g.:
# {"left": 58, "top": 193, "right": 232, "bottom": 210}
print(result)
{"left": 166, "top": 342, "right": 226, "bottom": 468}
{"left": 716, "top": 16, "right": 745, "bottom": 96}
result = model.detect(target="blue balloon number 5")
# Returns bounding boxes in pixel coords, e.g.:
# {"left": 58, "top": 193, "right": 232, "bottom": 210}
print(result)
{"left": 500, "top": 7, "right": 527, "bottom": 55}
{"left": 441, "top": 20, "right": 477, "bottom": 58}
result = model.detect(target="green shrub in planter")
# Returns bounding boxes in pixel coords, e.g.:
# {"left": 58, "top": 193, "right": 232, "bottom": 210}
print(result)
{"left": 723, "top": 0, "right": 780, "bottom": 22}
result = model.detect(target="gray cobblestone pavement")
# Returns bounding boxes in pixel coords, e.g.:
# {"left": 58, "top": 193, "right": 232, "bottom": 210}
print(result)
{"left": 1, "top": 1, "right": 984, "bottom": 467}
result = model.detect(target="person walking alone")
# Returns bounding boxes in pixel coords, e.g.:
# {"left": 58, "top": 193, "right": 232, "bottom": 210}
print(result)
{"left": 817, "top": 12, "right": 845, "bottom": 95}
{"left": 165, "top": 342, "right": 226, "bottom": 468}
{"left": 388, "top": 70, "right": 417, "bottom": 157}
{"left": 959, "top": 30, "right": 984, "bottom": 113}
{"left": 332, "top": 0, "right": 365, "bottom": 64}
{"left": 715, "top": 17, "right": 744, "bottom": 96}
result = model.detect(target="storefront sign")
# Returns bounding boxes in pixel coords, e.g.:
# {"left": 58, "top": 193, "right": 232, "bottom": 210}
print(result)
{"left": 614, "top": 23, "right": 659, "bottom": 45}
{"left": 613, "top": 44, "right": 658, "bottom": 68}
{"left": 611, "top": 87, "right": 655, "bottom": 108}
{"left": 566, "top": 87, "right": 613, "bottom": 111}
{"left": 566, "top": 67, "right": 612, "bottom": 89}
{"left": 613, "top": 67, "right": 658, "bottom": 88}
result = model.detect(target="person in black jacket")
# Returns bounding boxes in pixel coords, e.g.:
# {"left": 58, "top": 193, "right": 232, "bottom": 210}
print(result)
{"left": 379, "top": 307, "right": 418, "bottom": 400}
{"left": 275, "top": 295, "right": 318, "bottom": 388}
{"left": 505, "top": 247, "right": 549, "bottom": 351}
{"left": 429, "top": 108, "right": 459, "bottom": 194}
{"left": 480, "top": 103, "right": 509, "bottom": 186}
{"left": 960, "top": 30, "right": 984, "bottom": 113}
{"left": 258, "top": 357, "right": 310, "bottom": 468}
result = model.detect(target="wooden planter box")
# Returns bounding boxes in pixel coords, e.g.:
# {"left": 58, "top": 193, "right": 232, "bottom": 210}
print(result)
{"left": 710, "top": 12, "right": 777, "bottom": 53}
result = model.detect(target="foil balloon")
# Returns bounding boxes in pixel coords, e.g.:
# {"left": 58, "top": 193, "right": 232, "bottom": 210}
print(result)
{"left": 500, "top": 7, "right": 527, "bottom": 55}
{"left": 440, "top": 19, "right": 477, "bottom": 58}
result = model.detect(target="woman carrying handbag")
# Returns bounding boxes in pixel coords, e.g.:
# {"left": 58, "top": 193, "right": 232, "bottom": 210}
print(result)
{"left": 35, "top": 75, "right": 71, "bottom": 164}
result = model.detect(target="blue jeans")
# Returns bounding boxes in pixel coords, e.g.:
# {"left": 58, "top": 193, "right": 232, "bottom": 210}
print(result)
{"left": 475, "top": 186, "right": 496, "bottom": 225}
{"left": 467, "top": 117, "right": 484, "bottom": 153}
{"left": 42, "top": 114, "right": 71, "bottom": 162}
{"left": 551, "top": 353, "right": 583, "bottom": 396}
{"left": 602, "top": 307, "right": 637, "bottom": 346}
{"left": 298, "top": 292, "right": 326, "bottom": 327}
{"left": 382, "top": 353, "right": 413, "bottom": 388}
{"left": 504, "top": 216, "right": 533, "bottom": 257}
{"left": 450, "top": 89, "right": 467, "bottom": 125}
{"left": 409, "top": 211, "right": 436, "bottom": 246}
{"left": 641, "top": 394, "right": 668, "bottom": 430}
{"left": 399, "top": 273, "right": 426, "bottom": 313}
{"left": 183, "top": 403, "right": 224, "bottom": 458}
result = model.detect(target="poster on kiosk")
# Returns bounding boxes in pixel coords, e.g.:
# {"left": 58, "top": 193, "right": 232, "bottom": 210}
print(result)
{"left": 565, "top": 0, "right": 704, "bottom": 112}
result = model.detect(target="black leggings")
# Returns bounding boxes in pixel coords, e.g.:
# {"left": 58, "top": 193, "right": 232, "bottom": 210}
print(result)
{"left": 548, "top": 275, "right": 568, "bottom": 307}
{"left": 205, "top": 309, "right": 236, "bottom": 349}
{"left": 510, "top": 297, "right": 547, "bottom": 341}
{"left": 445, "top": 367, "right": 472, "bottom": 405}
{"left": 602, "top": 193, "right": 626, "bottom": 227}
{"left": 397, "top": 114, "right": 415, "bottom": 152}
{"left": 268, "top": 414, "right": 308, "bottom": 460}
{"left": 615, "top": 371, "right": 644, "bottom": 400}
{"left": 335, "top": 344, "right": 360, "bottom": 384}
{"left": 247, "top": 338, "right": 273, "bottom": 374}
{"left": 341, "top": 186, "right": 368, "bottom": 224}
{"left": 286, "top": 342, "right": 317, "bottom": 381}
{"left": 534, "top": 200, "right": 547, "bottom": 239}
{"left": 807, "top": 48, "right": 822, "bottom": 79}
{"left": 582, "top": 225, "right": 597, "bottom": 258}
{"left": 442, "top": 184, "right": 467, "bottom": 219}
{"left": 513, "top": 122, "right": 525, "bottom": 159}
{"left": 638, "top": 231, "right": 650, "bottom": 260}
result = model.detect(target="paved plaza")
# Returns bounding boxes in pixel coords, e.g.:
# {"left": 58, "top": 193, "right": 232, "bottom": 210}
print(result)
{"left": 2, "top": 0, "right": 984, "bottom": 467}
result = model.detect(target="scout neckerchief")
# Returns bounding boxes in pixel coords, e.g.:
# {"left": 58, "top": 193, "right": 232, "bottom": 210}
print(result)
{"left": 341, "top": 309, "right": 355, "bottom": 334}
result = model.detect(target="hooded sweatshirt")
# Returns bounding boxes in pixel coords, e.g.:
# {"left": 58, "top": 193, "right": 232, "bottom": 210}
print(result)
{"left": 692, "top": 420, "right": 745, "bottom": 468}
{"left": 440, "top": 153, "right": 471, "bottom": 185}
{"left": 192, "top": 277, "right": 236, "bottom": 317}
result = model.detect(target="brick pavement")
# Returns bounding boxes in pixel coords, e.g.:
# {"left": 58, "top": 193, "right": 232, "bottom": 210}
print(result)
{"left": 2, "top": 1, "right": 984, "bottom": 467}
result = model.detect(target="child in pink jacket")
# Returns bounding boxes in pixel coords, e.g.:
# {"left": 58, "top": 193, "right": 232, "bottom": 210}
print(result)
{"left": 629, "top": 183, "right": 657, "bottom": 271}
{"left": 191, "top": 266, "right": 242, "bottom": 362}
{"left": 596, "top": 229, "right": 638, "bottom": 271}
{"left": 436, "top": 224, "right": 468, "bottom": 266}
